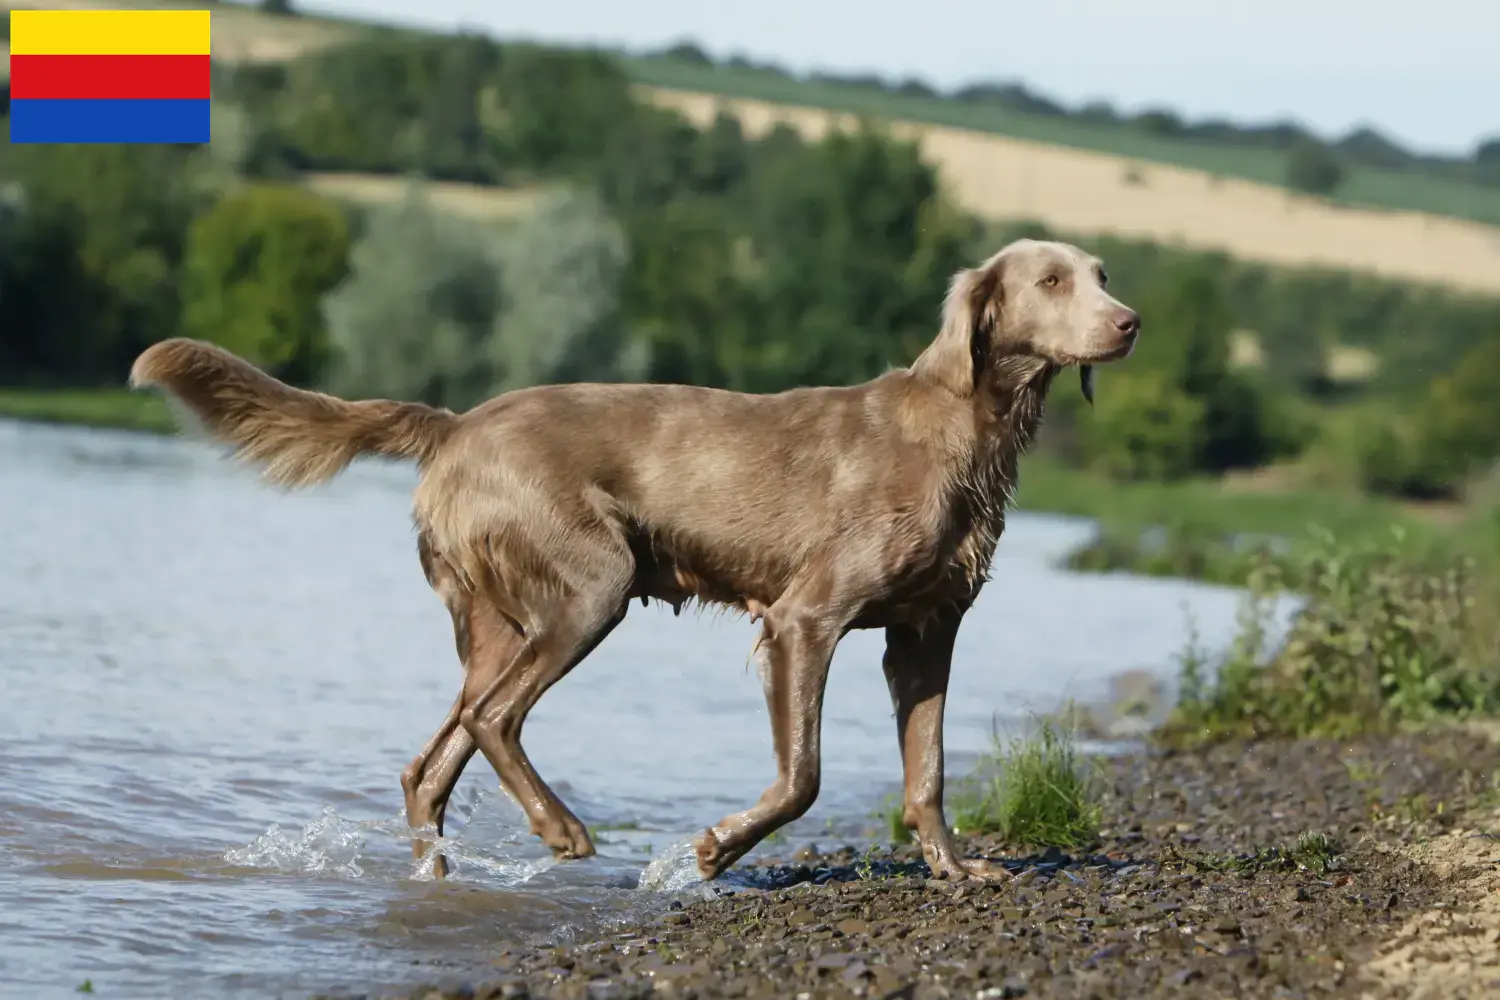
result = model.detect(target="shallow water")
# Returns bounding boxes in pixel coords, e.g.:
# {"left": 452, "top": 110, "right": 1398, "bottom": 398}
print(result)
{"left": 1, "top": 419, "right": 1274, "bottom": 999}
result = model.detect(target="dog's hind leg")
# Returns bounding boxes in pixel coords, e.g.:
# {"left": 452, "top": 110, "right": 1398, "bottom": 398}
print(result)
{"left": 459, "top": 530, "right": 633, "bottom": 862}
{"left": 401, "top": 698, "right": 475, "bottom": 877}
{"left": 402, "top": 532, "right": 484, "bottom": 876}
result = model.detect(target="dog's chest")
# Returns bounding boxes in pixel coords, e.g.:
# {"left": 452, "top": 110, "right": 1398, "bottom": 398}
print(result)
{"left": 863, "top": 505, "right": 1006, "bottom": 628}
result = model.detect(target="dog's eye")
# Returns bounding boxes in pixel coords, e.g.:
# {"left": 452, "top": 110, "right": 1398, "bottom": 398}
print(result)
{"left": 1098, "top": 271, "right": 1109, "bottom": 288}
{"left": 1040, "top": 275, "right": 1060, "bottom": 288}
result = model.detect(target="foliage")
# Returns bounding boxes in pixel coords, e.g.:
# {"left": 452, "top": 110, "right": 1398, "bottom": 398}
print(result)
{"left": 729, "top": 126, "right": 975, "bottom": 390}
{"left": 0, "top": 145, "right": 206, "bottom": 384}
{"left": 180, "top": 183, "right": 350, "bottom": 381}
{"left": 322, "top": 183, "right": 507, "bottom": 408}
{"left": 1159, "top": 530, "right": 1500, "bottom": 747}
{"left": 952, "top": 717, "right": 1102, "bottom": 849}
{"left": 1331, "top": 335, "right": 1500, "bottom": 501}
{"left": 487, "top": 185, "right": 639, "bottom": 389}
{"left": 1065, "top": 519, "right": 1285, "bottom": 586}
{"left": 1284, "top": 140, "right": 1345, "bottom": 196}
{"left": 323, "top": 182, "right": 633, "bottom": 410}
{"left": 1075, "top": 369, "right": 1204, "bottom": 481}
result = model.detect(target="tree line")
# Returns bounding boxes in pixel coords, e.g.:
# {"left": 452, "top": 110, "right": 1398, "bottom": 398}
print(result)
{"left": 0, "top": 32, "right": 1497, "bottom": 502}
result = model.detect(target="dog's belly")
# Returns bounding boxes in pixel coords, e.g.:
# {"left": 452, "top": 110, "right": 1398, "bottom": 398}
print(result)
{"left": 625, "top": 533, "right": 780, "bottom": 621}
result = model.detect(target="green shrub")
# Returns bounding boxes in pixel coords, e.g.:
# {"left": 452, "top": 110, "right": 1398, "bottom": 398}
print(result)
{"left": 180, "top": 183, "right": 350, "bottom": 380}
{"left": 1065, "top": 519, "right": 1282, "bottom": 586}
{"left": 487, "top": 186, "right": 639, "bottom": 389}
{"left": 1161, "top": 529, "right": 1500, "bottom": 746}
{"left": 1285, "top": 140, "right": 1345, "bottom": 196}
{"left": 322, "top": 183, "right": 507, "bottom": 408}
{"left": 952, "top": 717, "right": 1102, "bottom": 849}
{"left": 323, "top": 182, "right": 634, "bottom": 409}
{"left": 1076, "top": 369, "right": 1205, "bottom": 481}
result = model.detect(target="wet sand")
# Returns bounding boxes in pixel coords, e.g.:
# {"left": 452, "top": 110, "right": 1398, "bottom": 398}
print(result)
{"left": 339, "top": 728, "right": 1500, "bottom": 1000}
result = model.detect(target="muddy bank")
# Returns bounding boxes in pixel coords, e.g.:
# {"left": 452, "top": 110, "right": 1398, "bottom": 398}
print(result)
{"left": 331, "top": 730, "right": 1500, "bottom": 1000}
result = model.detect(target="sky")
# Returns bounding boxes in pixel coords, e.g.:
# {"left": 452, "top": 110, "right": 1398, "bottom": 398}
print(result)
{"left": 301, "top": 0, "right": 1498, "bottom": 157}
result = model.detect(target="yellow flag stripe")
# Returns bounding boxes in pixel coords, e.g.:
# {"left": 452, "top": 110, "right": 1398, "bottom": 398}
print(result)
{"left": 9, "top": 10, "right": 211, "bottom": 56}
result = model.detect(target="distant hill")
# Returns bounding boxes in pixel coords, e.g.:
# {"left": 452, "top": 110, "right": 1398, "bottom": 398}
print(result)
{"left": 3, "top": 0, "right": 1499, "bottom": 292}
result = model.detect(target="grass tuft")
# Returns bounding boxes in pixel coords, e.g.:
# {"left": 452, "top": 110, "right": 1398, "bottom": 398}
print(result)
{"left": 878, "top": 793, "right": 913, "bottom": 846}
{"left": 952, "top": 716, "right": 1102, "bottom": 849}
{"left": 1176, "top": 832, "right": 1343, "bottom": 877}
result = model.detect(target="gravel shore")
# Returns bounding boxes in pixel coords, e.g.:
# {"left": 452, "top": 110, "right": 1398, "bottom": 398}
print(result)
{"left": 328, "top": 729, "right": 1500, "bottom": 1000}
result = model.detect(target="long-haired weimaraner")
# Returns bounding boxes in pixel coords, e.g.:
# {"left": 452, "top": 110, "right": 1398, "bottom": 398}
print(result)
{"left": 131, "top": 238, "right": 1139, "bottom": 882}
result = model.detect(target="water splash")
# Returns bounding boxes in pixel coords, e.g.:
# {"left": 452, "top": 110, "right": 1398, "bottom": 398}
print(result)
{"left": 636, "top": 839, "right": 703, "bottom": 893}
{"left": 224, "top": 805, "right": 368, "bottom": 877}
{"left": 410, "top": 834, "right": 557, "bottom": 887}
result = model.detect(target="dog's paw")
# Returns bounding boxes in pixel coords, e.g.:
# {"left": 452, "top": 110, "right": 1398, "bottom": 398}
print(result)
{"left": 931, "top": 856, "right": 1012, "bottom": 883}
{"left": 693, "top": 827, "right": 726, "bottom": 880}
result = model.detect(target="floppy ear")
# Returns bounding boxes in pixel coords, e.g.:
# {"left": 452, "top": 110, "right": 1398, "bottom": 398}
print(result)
{"left": 914, "top": 262, "right": 1002, "bottom": 396}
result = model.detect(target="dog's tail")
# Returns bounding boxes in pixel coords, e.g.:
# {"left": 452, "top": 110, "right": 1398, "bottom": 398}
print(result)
{"left": 130, "top": 338, "right": 457, "bottom": 489}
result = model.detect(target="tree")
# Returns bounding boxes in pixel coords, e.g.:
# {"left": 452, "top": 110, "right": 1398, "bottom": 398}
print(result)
{"left": 1478, "top": 137, "right": 1500, "bottom": 186}
{"left": 488, "top": 186, "right": 641, "bottom": 389}
{"left": 322, "top": 184, "right": 505, "bottom": 409}
{"left": 0, "top": 144, "right": 202, "bottom": 383}
{"left": 180, "top": 184, "right": 350, "bottom": 382}
{"left": 323, "top": 183, "right": 635, "bottom": 409}
{"left": 1285, "top": 140, "right": 1344, "bottom": 196}
{"left": 733, "top": 125, "right": 976, "bottom": 390}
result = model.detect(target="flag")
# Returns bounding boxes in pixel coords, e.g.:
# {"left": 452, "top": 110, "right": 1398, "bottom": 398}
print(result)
{"left": 9, "top": 9, "right": 211, "bottom": 144}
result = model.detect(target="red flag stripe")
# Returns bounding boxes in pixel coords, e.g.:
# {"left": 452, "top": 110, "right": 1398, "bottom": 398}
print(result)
{"left": 9, "top": 54, "right": 211, "bottom": 101}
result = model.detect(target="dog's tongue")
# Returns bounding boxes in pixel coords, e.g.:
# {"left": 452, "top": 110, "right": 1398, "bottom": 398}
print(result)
{"left": 1080, "top": 364, "right": 1095, "bottom": 405}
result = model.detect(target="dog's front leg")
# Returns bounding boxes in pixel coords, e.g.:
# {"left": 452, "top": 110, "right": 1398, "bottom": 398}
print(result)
{"left": 883, "top": 609, "right": 1010, "bottom": 882}
{"left": 694, "top": 608, "right": 840, "bottom": 880}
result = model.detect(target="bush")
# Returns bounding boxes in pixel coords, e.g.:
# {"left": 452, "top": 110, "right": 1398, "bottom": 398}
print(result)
{"left": 324, "top": 182, "right": 635, "bottom": 409}
{"left": 1339, "top": 335, "right": 1500, "bottom": 501}
{"left": 488, "top": 185, "right": 640, "bottom": 388}
{"left": 322, "top": 183, "right": 507, "bottom": 409}
{"left": 1285, "top": 140, "right": 1345, "bottom": 196}
{"left": 1076, "top": 369, "right": 1205, "bottom": 481}
{"left": 0, "top": 144, "right": 204, "bottom": 383}
{"left": 1160, "top": 529, "right": 1500, "bottom": 746}
{"left": 952, "top": 717, "right": 1102, "bottom": 849}
{"left": 180, "top": 184, "right": 350, "bottom": 380}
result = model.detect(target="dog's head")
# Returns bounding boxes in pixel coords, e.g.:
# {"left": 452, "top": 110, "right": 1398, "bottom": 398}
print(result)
{"left": 916, "top": 239, "right": 1140, "bottom": 404}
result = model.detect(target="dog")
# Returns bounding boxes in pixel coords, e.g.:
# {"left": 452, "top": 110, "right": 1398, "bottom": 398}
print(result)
{"left": 130, "top": 238, "right": 1139, "bottom": 882}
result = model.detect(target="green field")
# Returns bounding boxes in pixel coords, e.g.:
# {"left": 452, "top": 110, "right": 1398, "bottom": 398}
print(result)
{"left": 0, "top": 388, "right": 176, "bottom": 435}
{"left": 625, "top": 56, "right": 1500, "bottom": 229}
{"left": 1013, "top": 454, "right": 1428, "bottom": 544}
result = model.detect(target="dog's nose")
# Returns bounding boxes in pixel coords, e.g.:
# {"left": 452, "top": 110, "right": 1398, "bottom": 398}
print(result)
{"left": 1114, "top": 310, "right": 1141, "bottom": 336}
